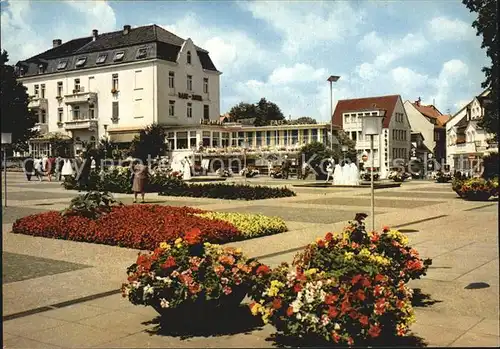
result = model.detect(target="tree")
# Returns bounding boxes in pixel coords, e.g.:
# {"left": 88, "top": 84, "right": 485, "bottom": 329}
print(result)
{"left": 335, "top": 129, "right": 357, "bottom": 162}
{"left": 228, "top": 98, "right": 285, "bottom": 126}
{"left": 0, "top": 50, "right": 38, "bottom": 153}
{"left": 463, "top": 0, "right": 498, "bottom": 140}
{"left": 48, "top": 133, "right": 71, "bottom": 157}
{"left": 287, "top": 116, "right": 317, "bottom": 125}
{"left": 129, "top": 123, "right": 167, "bottom": 161}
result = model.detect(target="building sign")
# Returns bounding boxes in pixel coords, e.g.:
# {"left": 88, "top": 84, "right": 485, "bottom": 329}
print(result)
{"left": 178, "top": 92, "right": 203, "bottom": 101}
{"left": 200, "top": 119, "right": 223, "bottom": 126}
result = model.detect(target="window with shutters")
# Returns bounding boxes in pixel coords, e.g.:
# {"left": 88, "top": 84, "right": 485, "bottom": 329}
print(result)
{"left": 57, "top": 82, "right": 63, "bottom": 97}
{"left": 57, "top": 108, "right": 63, "bottom": 123}
{"left": 187, "top": 102, "right": 193, "bottom": 118}
{"left": 169, "top": 100, "right": 175, "bottom": 117}
{"left": 112, "top": 102, "right": 119, "bottom": 122}
{"left": 168, "top": 71, "right": 175, "bottom": 88}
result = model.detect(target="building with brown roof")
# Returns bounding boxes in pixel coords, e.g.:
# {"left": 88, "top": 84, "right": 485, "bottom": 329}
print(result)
{"left": 332, "top": 95, "right": 411, "bottom": 178}
{"left": 403, "top": 97, "right": 450, "bottom": 164}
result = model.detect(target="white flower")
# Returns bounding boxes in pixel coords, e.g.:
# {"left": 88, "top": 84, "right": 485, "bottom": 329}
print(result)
{"left": 291, "top": 299, "right": 303, "bottom": 313}
{"left": 319, "top": 290, "right": 327, "bottom": 302}
{"left": 144, "top": 285, "right": 154, "bottom": 294}
{"left": 132, "top": 281, "right": 141, "bottom": 289}
{"left": 296, "top": 313, "right": 302, "bottom": 320}
{"left": 321, "top": 314, "right": 330, "bottom": 326}
{"left": 160, "top": 298, "right": 170, "bottom": 308}
{"left": 309, "top": 314, "right": 319, "bottom": 324}
{"left": 334, "top": 323, "right": 341, "bottom": 330}
{"left": 221, "top": 277, "right": 229, "bottom": 285}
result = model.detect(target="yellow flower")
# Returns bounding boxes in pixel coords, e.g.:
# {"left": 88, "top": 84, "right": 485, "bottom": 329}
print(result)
{"left": 359, "top": 248, "right": 371, "bottom": 258}
{"left": 235, "top": 248, "right": 242, "bottom": 255}
{"left": 159, "top": 242, "right": 169, "bottom": 249}
{"left": 304, "top": 268, "right": 318, "bottom": 276}
{"left": 174, "top": 238, "right": 183, "bottom": 245}
{"left": 250, "top": 303, "right": 262, "bottom": 316}
{"left": 344, "top": 252, "right": 355, "bottom": 261}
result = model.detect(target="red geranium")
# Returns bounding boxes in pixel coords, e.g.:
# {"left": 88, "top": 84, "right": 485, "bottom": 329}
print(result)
{"left": 256, "top": 265, "right": 271, "bottom": 276}
{"left": 184, "top": 228, "right": 202, "bottom": 245}
{"left": 368, "top": 324, "right": 381, "bottom": 338}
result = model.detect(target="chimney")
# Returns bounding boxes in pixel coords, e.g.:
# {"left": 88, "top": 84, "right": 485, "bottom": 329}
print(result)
{"left": 52, "top": 39, "right": 62, "bottom": 48}
{"left": 415, "top": 97, "right": 421, "bottom": 106}
{"left": 123, "top": 25, "right": 131, "bottom": 35}
{"left": 92, "top": 29, "right": 98, "bottom": 41}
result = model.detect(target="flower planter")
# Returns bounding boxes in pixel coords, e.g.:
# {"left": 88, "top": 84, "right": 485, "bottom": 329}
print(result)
{"left": 463, "top": 191, "right": 492, "bottom": 201}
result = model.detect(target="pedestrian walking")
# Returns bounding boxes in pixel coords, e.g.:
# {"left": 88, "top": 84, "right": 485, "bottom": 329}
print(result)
{"left": 33, "top": 157, "right": 43, "bottom": 181}
{"left": 55, "top": 156, "right": 63, "bottom": 181}
{"left": 47, "top": 155, "right": 56, "bottom": 182}
{"left": 132, "top": 160, "right": 149, "bottom": 203}
{"left": 61, "top": 158, "right": 74, "bottom": 180}
{"left": 281, "top": 155, "right": 290, "bottom": 179}
{"left": 24, "top": 156, "right": 34, "bottom": 181}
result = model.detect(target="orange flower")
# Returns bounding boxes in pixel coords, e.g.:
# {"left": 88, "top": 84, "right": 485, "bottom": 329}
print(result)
{"left": 368, "top": 324, "right": 381, "bottom": 338}
{"left": 317, "top": 239, "right": 326, "bottom": 248}
{"left": 331, "top": 331, "right": 341, "bottom": 343}
{"left": 325, "top": 294, "right": 338, "bottom": 305}
{"left": 327, "top": 305, "right": 339, "bottom": 319}
{"left": 375, "top": 274, "right": 385, "bottom": 282}
{"left": 325, "top": 232, "right": 333, "bottom": 242}
{"left": 382, "top": 225, "right": 390, "bottom": 232}
{"left": 255, "top": 265, "right": 270, "bottom": 276}
{"left": 286, "top": 306, "right": 294, "bottom": 317}
{"left": 272, "top": 298, "right": 282, "bottom": 309}
{"left": 355, "top": 289, "right": 366, "bottom": 301}
{"left": 184, "top": 228, "right": 202, "bottom": 245}
{"left": 161, "top": 256, "right": 176, "bottom": 269}
{"left": 359, "top": 315, "right": 369, "bottom": 327}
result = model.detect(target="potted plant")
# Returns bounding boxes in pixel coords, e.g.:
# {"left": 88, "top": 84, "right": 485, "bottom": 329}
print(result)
{"left": 459, "top": 177, "right": 493, "bottom": 201}
{"left": 122, "top": 229, "right": 263, "bottom": 324}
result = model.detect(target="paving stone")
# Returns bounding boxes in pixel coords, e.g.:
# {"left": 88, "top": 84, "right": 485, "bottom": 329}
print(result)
{"left": 3, "top": 336, "right": 64, "bottom": 348}
{"left": 3, "top": 331, "right": 18, "bottom": 341}
{"left": 23, "top": 322, "right": 130, "bottom": 348}
{"left": 1, "top": 206, "right": 54, "bottom": 224}
{"left": 5, "top": 190, "right": 77, "bottom": 201}
{"left": 3, "top": 252, "right": 91, "bottom": 284}
{"left": 218, "top": 205, "right": 384, "bottom": 224}
{"left": 410, "top": 323, "right": 466, "bottom": 346}
{"left": 468, "top": 319, "right": 500, "bottom": 337}
{"left": 3, "top": 315, "right": 69, "bottom": 337}
{"left": 450, "top": 332, "right": 500, "bottom": 347}
{"left": 77, "top": 310, "right": 157, "bottom": 335}
{"left": 84, "top": 294, "right": 137, "bottom": 311}
{"left": 358, "top": 191, "right": 458, "bottom": 199}
{"left": 295, "top": 196, "right": 443, "bottom": 208}
{"left": 413, "top": 308, "right": 484, "bottom": 331}
{"left": 40, "top": 304, "right": 112, "bottom": 322}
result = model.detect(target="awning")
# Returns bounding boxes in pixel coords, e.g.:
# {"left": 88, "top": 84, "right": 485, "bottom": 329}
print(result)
{"left": 109, "top": 132, "right": 138, "bottom": 143}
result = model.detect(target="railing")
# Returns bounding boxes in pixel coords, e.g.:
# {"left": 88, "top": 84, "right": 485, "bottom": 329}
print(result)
{"left": 64, "top": 90, "right": 97, "bottom": 105}
{"left": 28, "top": 97, "right": 48, "bottom": 110}
{"left": 64, "top": 119, "right": 98, "bottom": 130}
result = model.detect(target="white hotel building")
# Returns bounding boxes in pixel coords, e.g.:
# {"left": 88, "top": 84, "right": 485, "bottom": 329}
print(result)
{"left": 16, "top": 24, "right": 221, "bottom": 156}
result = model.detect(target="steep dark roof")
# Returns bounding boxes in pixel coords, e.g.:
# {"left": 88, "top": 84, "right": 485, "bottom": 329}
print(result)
{"left": 17, "top": 24, "right": 218, "bottom": 76}
{"left": 332, "top": 95, "right": 400, "bottom": 128}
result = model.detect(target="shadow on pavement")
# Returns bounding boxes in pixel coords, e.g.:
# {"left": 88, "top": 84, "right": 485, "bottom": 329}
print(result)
{"left": 411, "top": 288, "right": 443, "bottom": 308}
{"left": 143, "top": 305, "right": 263, "bottom": 339}
{"left": 266, "top": 332, "right": 428, "bottom": 347}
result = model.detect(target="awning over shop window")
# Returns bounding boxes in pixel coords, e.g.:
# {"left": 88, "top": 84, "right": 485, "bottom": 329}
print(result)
{"left": 109, "top": 132, "right": 138, "bottom": 143}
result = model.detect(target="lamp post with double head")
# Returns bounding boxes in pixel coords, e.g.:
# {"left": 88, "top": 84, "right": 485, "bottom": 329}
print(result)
{"left": 327, "top": 75, "right": 341, "bottom": 150}
{"left": 361, "top": 111, "right": 385, "bottom": 232}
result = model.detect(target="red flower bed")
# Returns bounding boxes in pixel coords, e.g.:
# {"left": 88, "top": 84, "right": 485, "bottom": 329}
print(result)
{"left": 12, "top": 205, "right": 241, "bottom": 250}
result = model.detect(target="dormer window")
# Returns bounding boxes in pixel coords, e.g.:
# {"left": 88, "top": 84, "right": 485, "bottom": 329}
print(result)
{"left": 96, "top": 53, "right": 107, "bottom": 64}
{"left": 113, "top": 51, "right": 125, "bottom": 62}
{"left": 187, "top": 51, "right": 192, "bottom": 64}
{"left": 57, "top": 60, "right": 68, "bottom": 70}
{"left": 38, "top": 64, "right": 45, "bottom": 74}
{"left": 75, "top": 57, "right": 87, "bottom": 68}
{"left": 136, "top": 48, "right": 147, "bottom": 59}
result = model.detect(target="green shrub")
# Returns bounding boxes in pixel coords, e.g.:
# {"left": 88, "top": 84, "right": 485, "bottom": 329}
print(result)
{"left": 63, "top": 191, "right": 121, "bottom": 219}
{"left": 160, "top": 183, "right": 296, "bottom": 200}
{"left": 195, "top": 212, "right": 287, "bottom": 238}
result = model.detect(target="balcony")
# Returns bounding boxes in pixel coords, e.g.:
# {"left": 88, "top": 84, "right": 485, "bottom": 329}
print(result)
{"left": 28, "top": 96, "right": 48, "bottom": 110}
{"left": 32, "top": 123, "right": 48, "bottom": 134}
{"left": 64, "top": 87, "right": 97, "bottom": 105}
{"left": 65, "top": 119, "right": 98, "bottom": 131}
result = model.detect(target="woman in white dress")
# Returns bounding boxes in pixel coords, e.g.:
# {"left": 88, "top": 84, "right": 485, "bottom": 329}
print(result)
{"left": 349, "top": 162, "right": 359, "bottom": 185}
{"left": 61, "top": 159, "right": 74, "bottom": 180}
{"left": 181, "top": 157, "right": 192, "bottom": 181}
{"left": 333, "top": 164, "right": 342, "bottom": 185}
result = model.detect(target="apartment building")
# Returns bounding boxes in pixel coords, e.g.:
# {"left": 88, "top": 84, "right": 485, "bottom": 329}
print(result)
{"left": 403, "top": 98, "right": 449, "bottom": 164}
{"left": 446, "top": 88, "right": 498, "bottom": 174}
{"left": 15, "top": 24, "right": 221, "bottom": 156}
{"left": 332, "top": 95, "right": 412, "bottom": 179}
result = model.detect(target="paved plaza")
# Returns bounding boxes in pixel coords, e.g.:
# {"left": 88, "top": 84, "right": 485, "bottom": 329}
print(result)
{"left": 2, "top": 171, "right": 499, "bottom": 348}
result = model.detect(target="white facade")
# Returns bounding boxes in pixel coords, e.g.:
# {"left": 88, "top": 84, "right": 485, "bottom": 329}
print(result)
{"left": 403, "top": 101, "right": 434, "bottom": 153}
{"left": 20, "top": 40, "right": 220, "bottom": 157}
{"left": 342, "top": 97, "right": 411, "bottom": 179}
{"left": 446, "top": 89, "right": 497, "bottom": 173}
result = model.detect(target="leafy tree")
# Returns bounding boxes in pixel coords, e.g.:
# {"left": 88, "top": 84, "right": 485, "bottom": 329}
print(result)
{"left": 48, "top": 133, "right": 71, "bottom": 157}
{"left": 129, "top": 123, "right": 167, "bottom": 161}
{"left": 228, "top": 98, "right": 285, "bottom": 126}
{"left": 336, "top": 129, "right": 357, "bottom": 162}
{"left": 295, "top": 116, "right": 317, "bottom": 125}
{"left": 299, "top": 141, "right": 335, "bottom": 179}
{"left": 463, "top": 0, "right": 498, "bottom": 140}
{"left": 0, "top": 50, "right": 38, "bottom": 153}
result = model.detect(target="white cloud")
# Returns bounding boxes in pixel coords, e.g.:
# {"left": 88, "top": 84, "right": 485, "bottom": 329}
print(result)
{"left": 357, "top": 31, "right": 429, "bottom": 70}
{"left": 268, "top": 64, "right": 326, "bottom": 85}
{"left": 1, "top": 0, "right": 117, "bottom": 63}
{"left": 390, "top": 67, "right": 429, "bottom": 91}
{"left": 241, "top": 0, "right": 365, "bottom": 55}
{"left": 431, "top": 59, "right": 469, "bottom": 110}
{"left": 427, "top": 16, "right": 475, "bottom": 42}
{"left": 160, "top": 13, "right": 271, "bottom": 75}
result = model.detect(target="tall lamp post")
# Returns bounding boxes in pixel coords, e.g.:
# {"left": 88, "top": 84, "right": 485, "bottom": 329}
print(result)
{"left": 1, "top": 133, "right": 12, "bottom": 207}
{"left": 327, "top": 75, "right": 341, "bottom": 150}
{"left": 361, "top": 111, "right": 385, "bottom": 232}
{"left": 242, "top": 141, "right": 249, "bottom": 184}
{"left": 103, "top": 124, "right": 109, "bottom": 162}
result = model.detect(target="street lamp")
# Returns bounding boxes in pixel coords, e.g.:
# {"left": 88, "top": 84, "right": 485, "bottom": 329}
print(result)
{"left": 1, "top": 132, "right": 12, "bottom": 207}
{"left": 362, "top": 111, "right": 385, "bottom": 232}
{"left": 242, "top": 141, "right": 249, "bottom": 184}
{"left": 341, "top": 144, "right": 348, "bottom": 163}
{"left": 103, "top": 124, "right": 109, "bottom": 162}
{"left": 327, "top": 75, "right": 341, "bottom": 150}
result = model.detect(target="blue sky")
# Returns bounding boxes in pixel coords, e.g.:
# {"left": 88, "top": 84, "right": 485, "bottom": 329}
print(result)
{"left": 1, "top": 0, "right": 489, "bottom": 121}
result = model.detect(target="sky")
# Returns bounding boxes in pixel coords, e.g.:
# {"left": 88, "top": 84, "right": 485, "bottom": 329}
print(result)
{"left": 0, "top": 0, "right": 490, "bottom": 121}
